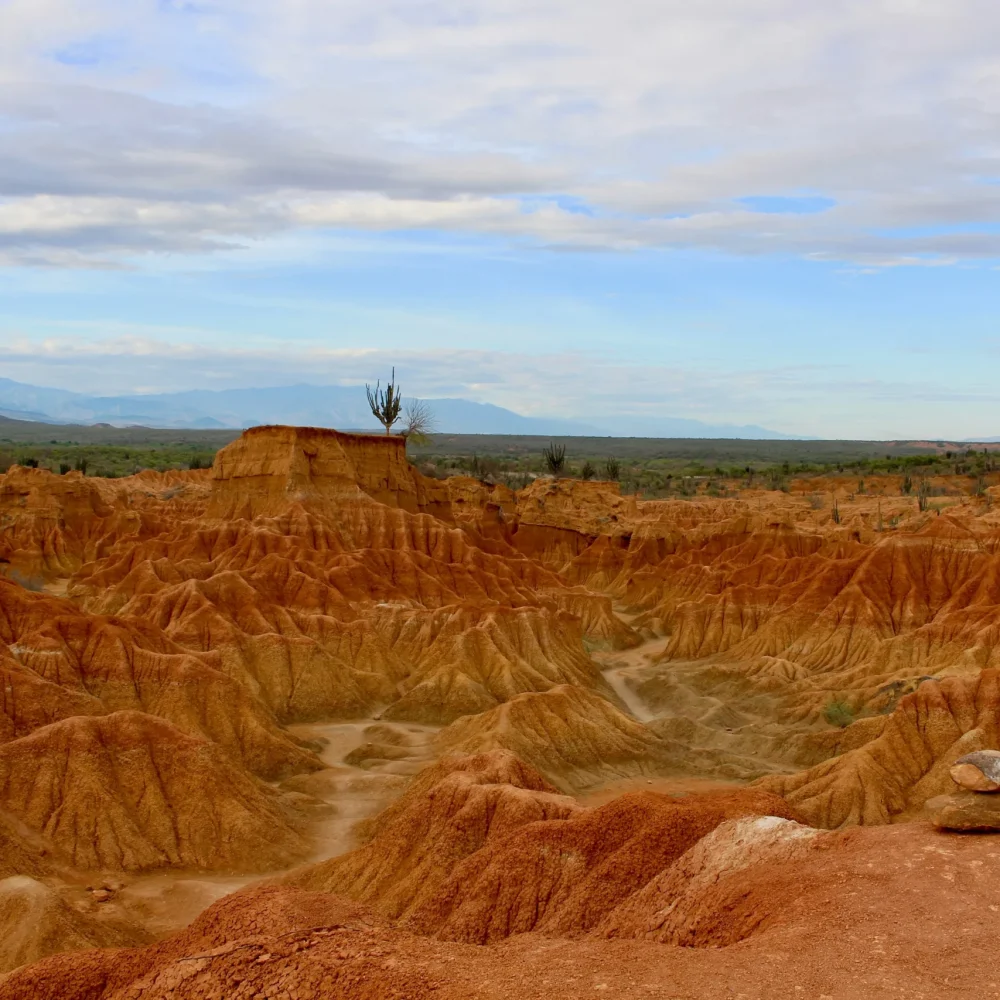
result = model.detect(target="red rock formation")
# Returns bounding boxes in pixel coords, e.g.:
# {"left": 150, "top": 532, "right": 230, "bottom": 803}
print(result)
{"left": 0, "top": 579, "right": 317, "bottom": 779}
{"left": 282, "top": 751, "right": 580, "bottom": 919}
{"left": 405, "top": 785, "right": 800, "bottom": 943}
{"left": 757, "top": 668, "right": 1000, "bottom": 826}
{"left": 11, "top": 822, "right": 1000, "bottom": 999}
{"left": 0, "top": 712, "right": 310, "bottom": 871}
{"left": 208, "top": 424, "right": 452, "bottom": 519}
{"left": 5, "top": 429, "right": 1000, "bottom": 991}
{"left": 597, "top": 814, "right": 821, "bottom": 944}
{"left": 435, "top": 685, "right": 677, "bottom": 791}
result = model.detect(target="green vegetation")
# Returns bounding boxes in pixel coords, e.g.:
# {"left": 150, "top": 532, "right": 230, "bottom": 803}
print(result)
{"left": 0, "top": 443, "right": 220, "bottom": 478}
{"left": 0, "top": 417, "right": 227, "bottom": 477}
{"left": 542, "top": 441, "right": 566, "bottom": 475}
{"left": 409, "top": 435, "right": 1000, "bottom": 498}
{"left": 823, "top": 698, "right": 855, "bottom": 729}
{"left": 365, "top": 368, "right": 403, "bottom": 434}
{"left": 2, "top": 414, "right": 999, "bottom": 499}
{"left": 918, "top": 478, "right": 930, "bottom": 512}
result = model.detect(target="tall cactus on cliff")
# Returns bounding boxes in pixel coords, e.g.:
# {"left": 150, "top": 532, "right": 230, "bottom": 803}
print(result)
{"left": 366, "top": 368, "right": 403, "bottom": 435}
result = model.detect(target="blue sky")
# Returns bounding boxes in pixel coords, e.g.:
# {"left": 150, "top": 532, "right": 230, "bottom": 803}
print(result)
{"left": 2, "top": 0, "right": 1000, "bottom": 438}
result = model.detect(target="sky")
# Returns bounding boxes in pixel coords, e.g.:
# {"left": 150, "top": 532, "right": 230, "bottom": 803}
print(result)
{"left": 2, "top": 0, "right": 1000, "bottom": 438}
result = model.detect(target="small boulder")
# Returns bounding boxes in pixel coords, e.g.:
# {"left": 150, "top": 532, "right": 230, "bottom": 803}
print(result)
{"left": 90, "top": 889, "right": 111, "bottom": 902}
{"left": 933, "top": 790, "right": 1000, "bottom": 831}
{"left": 950, "top": 750, "right": 1000, "bottom": 792}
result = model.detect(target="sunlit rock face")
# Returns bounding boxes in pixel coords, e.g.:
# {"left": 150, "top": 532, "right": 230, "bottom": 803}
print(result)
{"left": 4, "top": 427, "right": 1000, "bottom": 994}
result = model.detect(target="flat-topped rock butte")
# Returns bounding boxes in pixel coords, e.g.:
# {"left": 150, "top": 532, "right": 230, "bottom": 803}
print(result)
{"left": 3, "top": 425, "right": 1000, "bottom": 996}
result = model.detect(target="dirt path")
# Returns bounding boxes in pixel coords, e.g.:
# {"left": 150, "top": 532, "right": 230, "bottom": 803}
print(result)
{"left": 112, "top": 717, "right": 438, "bottom": 939}
{"left": 595, "top": 634, "right": 672, "bottom": 723}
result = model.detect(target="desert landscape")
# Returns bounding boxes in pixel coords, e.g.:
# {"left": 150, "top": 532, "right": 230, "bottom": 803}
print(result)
{"left": 0, "top": 423, "right": 998, "bottom": 997}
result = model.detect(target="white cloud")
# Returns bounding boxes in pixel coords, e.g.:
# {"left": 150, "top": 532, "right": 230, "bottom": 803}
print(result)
{"left": 1, "top": 1, "right": 1000, "bottom": 264}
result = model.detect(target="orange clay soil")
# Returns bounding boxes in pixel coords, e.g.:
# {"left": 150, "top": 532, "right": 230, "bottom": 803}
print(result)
{"left": 4, "top": 426, "right": 1000, "bottom": 993}
{"left": 5, "top": 819, "right": 1000, "bottom": 999}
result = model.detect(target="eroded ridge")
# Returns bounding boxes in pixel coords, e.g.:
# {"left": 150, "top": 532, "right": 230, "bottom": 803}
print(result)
{"left": 3, "top": 426, "right": 1000, "bottom": 996}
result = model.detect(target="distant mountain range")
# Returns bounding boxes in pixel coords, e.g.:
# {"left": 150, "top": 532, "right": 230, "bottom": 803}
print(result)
{"left": 0, "top": 378, "right": 799, "bottom": 439}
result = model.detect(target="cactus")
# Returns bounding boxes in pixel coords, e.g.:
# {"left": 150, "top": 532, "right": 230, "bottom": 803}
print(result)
{"left": 365, "top": 368, "right": 403, "bottom": 434}
{"left": 543, "top": 442, "right": 566, "bottom": 475}
{"left": 917, "top": 478, "right": 930, "bottom": 512}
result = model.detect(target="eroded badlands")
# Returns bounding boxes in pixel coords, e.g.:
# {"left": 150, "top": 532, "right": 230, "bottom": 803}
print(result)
{"left": 2, "top": 426, "right": 1000, "bottom": 997}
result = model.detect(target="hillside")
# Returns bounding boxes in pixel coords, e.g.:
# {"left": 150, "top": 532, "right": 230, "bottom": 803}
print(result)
{"left": 1, "top": 425, "right": 1000, "bottom": 996}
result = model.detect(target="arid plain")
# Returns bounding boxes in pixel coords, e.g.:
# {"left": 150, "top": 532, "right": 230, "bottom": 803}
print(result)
{"left": 2, "top": 425, "right": 1000, "bottom": 998}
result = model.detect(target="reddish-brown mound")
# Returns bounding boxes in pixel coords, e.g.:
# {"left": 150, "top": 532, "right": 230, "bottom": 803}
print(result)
{"left": 380, "top": 606, "right": 614, "bottom": 724}
{"left": 757, "top": 668, "right": 1000, "bottom": 826}
{"left": 8, "top": 427, "right": 1000, "bottom": 991}
{"left": 10, "top": 823, "right": 1000, "bottom": 999}
{"left": 0, "top": 886, "right": 387, "bottom": 1000}
{"left": 0, "top": 875, "right": 148, "bottom": 975}
{"left": 0, "top": 579, "right": 318, "bottom": 780}
{"left": 0, "top": 464, "right": 211, "bottom": 581}
{"left": 406, "top": 785, "right": 801, "bottom": 943}
{"left": 208, "top": 423, "right": 452, "bottom": 519}
{"left": 282, "top": 750, "right": 579, "bottom": 919}
{"left": 597, "top": 814, "right": 821, "bottom": 945}
{"left": 435, "top": 685, "right": 677, "bottom": 791}
{"left": 0, "top": 712, "right": 309, "bottom": 871}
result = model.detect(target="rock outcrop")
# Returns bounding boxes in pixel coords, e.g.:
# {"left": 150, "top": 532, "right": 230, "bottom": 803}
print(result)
{"left": 0, "top": 876, "right": 147, "bottom": 975}
{"left": 756, "top": 669, "right": 1000, "bottom": 827}
{"left": 0, "top": 712, "right": 310, "bottom": 871}
{"left": 435, "top": 685, "right": 679, "bottom": 791}
{"left": 282, "top": 751, "right": 580, "bottom": 919}
{"left": 7, "top": 428, "right": 1000, "bottom": 991}
{"left": 950, "top": 748, "right": 1000, "bottom": 791}
{"left": 931, "top": 790, "right": 1000, "bottom": 830}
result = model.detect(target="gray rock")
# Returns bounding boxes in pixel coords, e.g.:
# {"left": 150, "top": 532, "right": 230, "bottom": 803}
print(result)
{"left": 950, "top": 750, "right": 1000, "bottom": 792}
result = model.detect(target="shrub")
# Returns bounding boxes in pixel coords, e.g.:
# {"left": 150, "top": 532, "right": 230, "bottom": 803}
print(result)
{"left": 59, "top": 463, "right": 71, "bottom": 475}
{"left": 401, "top": 399, "right": 435, "bottom": 445}
{"left": 823, "top": 698, "right": 855, "bottom": 728}
{"left": 580, "top": 460, "right": 595, "bottom": 480}
{"left": 604, "top": 457, "right": 620, "bottom": 481}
